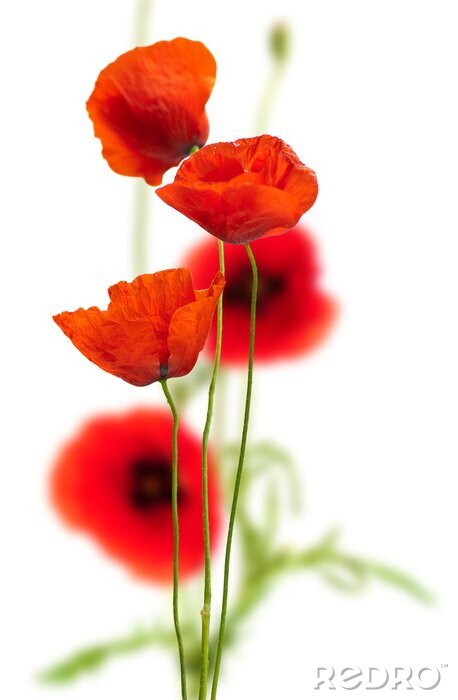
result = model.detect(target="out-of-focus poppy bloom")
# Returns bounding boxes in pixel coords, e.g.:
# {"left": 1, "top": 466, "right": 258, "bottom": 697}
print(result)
{"left": 184, "top": 226, "right": 337, "bottom": 364}
{"left": 157, "top": 135, "right": 318, "bottom": 244}
{"left": 51, "top": 407, "right": 221, "bottom": 582}
{"left": 87, "top": 38, "right": 216, "bottom": 185}
{"left": 53, "top": 269, "right": 225, "bottom": 386}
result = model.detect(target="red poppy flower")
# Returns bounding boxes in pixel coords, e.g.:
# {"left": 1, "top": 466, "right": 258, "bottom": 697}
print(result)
{"left": 53, "top": 269, "right": 225, "bottom": 386}
{"left": 51, "top": 407, "right": 221, "bottom": 582}
{"left": 157, "top": 135, "right": 318, "bottom": 244}
{"left": 184, "top": 225, "right": 337, "bottom": 364}
{"left": 86, "top": 38, "right": 216, "bottom": 185}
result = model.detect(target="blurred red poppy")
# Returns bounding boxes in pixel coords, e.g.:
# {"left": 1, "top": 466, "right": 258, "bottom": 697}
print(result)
{"left": 87, "top": 38, "right": 216, "bottom": 185}
{"left": 184, "top": 226, "right": 337, "bottom": 364}
{"left": 157, "top": 135, "right": 318, "bottom": 244}
{"left": 53, "top": 269, "right": 224, "bottom": 386}
{"left": 51, "top": 407, "right": 221, "bottom": 582}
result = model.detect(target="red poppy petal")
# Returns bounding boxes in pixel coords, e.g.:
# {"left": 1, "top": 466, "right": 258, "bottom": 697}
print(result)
{"left": 157, "top": 135, "right": 318, "bottom": 243}
{"left": 290, "top": 292, "right": 338, "bottom": 355}
{"left": 108, "top": 269, "right": 195, "bottom": 319}
{"left": 167, "top": 272, "right": 225, "bottom": 376}
{"left": 53, "top": 308, "right": 161, "bottom": 386}
{"left": 87, "top": 38, "right": 216, "bottom": 185}
{"left": 54, "top": 269, "right": 224, "bottom": 385}
{"left": 51, "top": 407, "right": 222, "bottom": 582}
{"left": 184, "top": 226, "right": 337, "bottom": 363}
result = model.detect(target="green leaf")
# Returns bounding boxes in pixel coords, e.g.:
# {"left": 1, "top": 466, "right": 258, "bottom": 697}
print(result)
{"left": 342, "top": 556, "right": 435, "bottom": 604}
{"left": 260, "top": 531, "right": 434, "bottom": 605}
{"left": 38, "top": 627, "right": 176, "bottom": 684}
{"left": 312, "top": 542, "right": 434, "bottom": 604}
{"left": 223, "top": 440, "right": 301, "bottom": 512}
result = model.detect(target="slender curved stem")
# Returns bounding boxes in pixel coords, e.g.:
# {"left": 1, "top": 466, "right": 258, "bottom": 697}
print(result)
{"left": 255, "top": 61, "right": 285, "bottom": 134}
{"left": 255, "top": 24, "right": 290, "bottom": 134}
{"left": 133, "top": 0, "right": 153, "bottom": 46}
{"left": 198, "top": 240, "right": 225, "bottom": 700}
{"left": 131, "top": 0, "right": 153, "bottom": 277}
{"left": 210, "top": 244, "right": 258, "bottom": 700}
{"left": 132, "top": 181, "right": 150, "bottom": 276}
{"left": 160, "top": 379, "right": 188, "bottom": 700}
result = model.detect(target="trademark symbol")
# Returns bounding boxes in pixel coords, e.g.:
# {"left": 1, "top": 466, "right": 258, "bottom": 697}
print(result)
{"left": 441, "top": 664, "right": 448, "bottom": 669}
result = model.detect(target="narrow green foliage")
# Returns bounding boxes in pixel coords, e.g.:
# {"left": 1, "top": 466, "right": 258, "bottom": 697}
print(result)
{"left": 39, "top": 627, "right": 176, "bottom": 683}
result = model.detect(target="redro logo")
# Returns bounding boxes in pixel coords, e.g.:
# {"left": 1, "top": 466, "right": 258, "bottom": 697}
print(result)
{"left": 314, "top": 666, "right": 442, "bottom": 691}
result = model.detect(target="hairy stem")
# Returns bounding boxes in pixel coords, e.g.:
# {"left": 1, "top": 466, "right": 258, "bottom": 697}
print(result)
{"left": 161, "top": 379, "right": 188, "bottom": 700}
{"left": 210, "top": 243, "right": 258, "bottom": 700}
{"left": 131, "top": 0, "right": 153, "bottom": 276}
{"left": 198, "top": 240, "right": 225, "bottom": 700}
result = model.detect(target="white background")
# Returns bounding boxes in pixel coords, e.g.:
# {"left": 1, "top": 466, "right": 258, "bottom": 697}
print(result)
{"left": 1, "top": 0, "right": 457, "bottom": 697}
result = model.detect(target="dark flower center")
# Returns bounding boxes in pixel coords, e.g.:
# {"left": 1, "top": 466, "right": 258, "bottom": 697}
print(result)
{"left": 225, "top": 269, "right": 286, "bottom": 312}
{"left": 129, "top": 458, "right": 175, "bottom": 511}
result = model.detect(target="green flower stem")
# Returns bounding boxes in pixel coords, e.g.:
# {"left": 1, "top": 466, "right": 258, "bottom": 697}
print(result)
{"left": 255, "top": 60, "right": 285, "bottom": 134}
{"left": 254, "top": 24, "right": 291, "bottom": 133}
{"left": 38, "top": 532, "right": 432, "bottom": 686}
{"left": 132, "top": 181, "right": 150, "bottom": 276}
{"left": 199, "top": 241, "right": 225, "bottom": 700}
{"left": 213, "top": 367, "right": 228, "bottom": 459}
{"left": 133, "top": 0, "right": 153, "bottom": 46}
{"left": 160, "top": 379, "right": 188, "bottom": 700}
{"left": 210, "top": 243, "right": 258, "bottom": 700}
{"left": 131, "top": 0, "right": 153, "bottom": 277}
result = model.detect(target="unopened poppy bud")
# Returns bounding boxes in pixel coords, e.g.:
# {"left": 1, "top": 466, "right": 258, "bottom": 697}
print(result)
{"left": 269, "top": 22, "right": 291, "bottom": 63}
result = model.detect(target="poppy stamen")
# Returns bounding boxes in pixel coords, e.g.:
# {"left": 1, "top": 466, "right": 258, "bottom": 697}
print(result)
{"left": 129, "top": 459, "right": 173, "bottom": 510}
{"left": 225, "top": 270, "right": 285, "bottom": 311}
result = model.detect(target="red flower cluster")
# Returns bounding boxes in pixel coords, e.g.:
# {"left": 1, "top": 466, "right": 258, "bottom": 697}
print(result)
{"left": 185, "top": 226, "right": 337, "bottom": 364}
{"left": 51, "top": 408, "right": 221, "bottom": 582}
{"left": 52, "top": 36, "right": 333, "bottom": 600}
